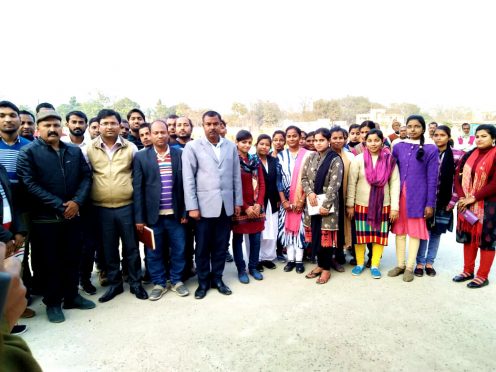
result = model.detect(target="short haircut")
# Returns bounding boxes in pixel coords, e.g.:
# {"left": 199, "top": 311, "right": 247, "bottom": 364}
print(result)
{"left": 462, "top": 122, "right": 470, "bottom": 128}
{"left": 178, "top": 117, "right": 193, "bottom": 126}
{"left": 236, "top": 129, "right": 252, "bottom": 142}
{"left": 97, "top": 109, "right": 121, "bottom": 124}
{"left": 151, "top": 119, "right": 168, "bottom": 130}
{"left": 272, "top": 130, "right": 285, "bottom": 139}
{"left": 349, "top": 124, "right": 360, "bottom": 131}
{"left": 89, "top": 117, "right": 99, "bottom": 125}
{"left": 19, "top": 110, "right": 35, "bottom": 121}
{"left": 0, "top": 100, "right": 20, "bottom": 115}
{"left": 126, "top": 108, "right": 145, "bottom": 121}
{"left": 202, "top": 110, "right": 222, "bottom": 121}
{"left": 166, "top": 114, "right": 179, "bottom": 120}
{"left": 429, "top": 121, "right": 439, "bottom": 127}
{"left": 220, "top": 119, "right": 226, "bottom": 127}
{"left": 66, "top": 110, "right": 88, "bottom": 123}
{"left": 256, "top": 134, "right": 272, "bottom": 145}
{"left": 138, "top": 123, "right": 151, "bottom": 131}
{"left": 35, "top": 102, "right": 55, "bottom": 113}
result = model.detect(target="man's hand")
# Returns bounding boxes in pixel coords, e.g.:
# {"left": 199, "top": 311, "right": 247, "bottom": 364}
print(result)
{"left": 14, "top": 234, "right": 25, "bottom": 248}
{"left": 0, "top": 242, "right": 27, "bottom": 331}
{"left": 180, "top": 218, "right": 188, "bottom": 224}
{"left": 63, "top": 200, "right": 80, "bottom": 219}
{"left": 189, "top": 210, "right": 201, "bottom": 220}
{"left": 234, "top": 206, "right": 242, "bottom": 217}
{"left": 135, "top": 223, "right": 145, "bottom": 233}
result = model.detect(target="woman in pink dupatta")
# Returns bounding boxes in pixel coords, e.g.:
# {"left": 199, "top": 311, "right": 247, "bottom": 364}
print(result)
{"left": 277, "top": 126, "right": 310, "bottom": 274}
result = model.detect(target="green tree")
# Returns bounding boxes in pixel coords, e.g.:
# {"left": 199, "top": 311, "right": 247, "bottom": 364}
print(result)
{"left": 112, "top": 97, "right": 140, "bottom": 117}
{"left": 388, "top": 102, "right": 421, "bottom": 117}
{"left": 338, "top": 96, "right": 372, "bottom": 124}
{"left": 56, "top": 96, "right": 82, "bottom": 121}
{"left": 80, "top": 92, "right": 111, "bottom": 119}
{"left": 313, "top": 99, "right": 342, "bottom": 121}
{"left": 152, "top": 99, "right": 169, "bottom": 120}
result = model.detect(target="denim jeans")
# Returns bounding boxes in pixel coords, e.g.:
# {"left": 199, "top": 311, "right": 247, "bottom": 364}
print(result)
{"left": 417, "top": 231, "right": 442, "bottom": 265}
{"left": 148, "top": 215, "right": 186, "bottom": 287}
{"left": 233, "top": 232, "right": 261, "bottom": 273}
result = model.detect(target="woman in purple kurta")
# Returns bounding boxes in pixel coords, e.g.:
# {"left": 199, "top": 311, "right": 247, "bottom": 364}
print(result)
{"left": 388, "top": 115, "right": 440, "bottom": 282}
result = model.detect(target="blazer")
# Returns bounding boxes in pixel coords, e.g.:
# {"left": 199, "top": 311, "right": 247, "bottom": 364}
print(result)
{"left": 133, "top": 146, "right": 186, "bottom": 225}
{"left": 261, "top": 156, "right": 280, "bottom": 211}
{"left": 0, "top": 164, "right": 26, "bottom": 242}
{"left": 182, "top": 137, "right": 243, "bottom": 218}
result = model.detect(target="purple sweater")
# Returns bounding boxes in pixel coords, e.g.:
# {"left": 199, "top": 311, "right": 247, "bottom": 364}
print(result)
{"left": 392, "top": 141, "right": 440, "bottom": 218}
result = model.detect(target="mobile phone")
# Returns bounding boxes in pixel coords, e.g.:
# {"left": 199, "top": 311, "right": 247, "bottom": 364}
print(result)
{"left": 0, "top": 271, "right": 12, "bottom": 317}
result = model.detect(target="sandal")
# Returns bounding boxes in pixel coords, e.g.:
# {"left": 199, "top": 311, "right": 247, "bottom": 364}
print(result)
{"left": 316, "top": 270, "right": 331, "bottom": 284}
{"left": 305, "top": 267, "right": 322, "bottom": 279}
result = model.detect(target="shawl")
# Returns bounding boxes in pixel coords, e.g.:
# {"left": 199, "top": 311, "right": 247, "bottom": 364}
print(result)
{"left": 284, "top": 148, "right": 308, "bottom": 235}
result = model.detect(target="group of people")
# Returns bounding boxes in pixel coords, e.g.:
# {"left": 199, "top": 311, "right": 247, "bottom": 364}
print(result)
{"left": 0, "top": 100, "right": 495, "bottom": 337}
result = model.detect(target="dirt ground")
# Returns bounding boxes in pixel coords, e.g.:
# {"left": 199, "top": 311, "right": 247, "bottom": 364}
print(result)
{"left": 20, "top": 230, "right": 496, "bottom": 371}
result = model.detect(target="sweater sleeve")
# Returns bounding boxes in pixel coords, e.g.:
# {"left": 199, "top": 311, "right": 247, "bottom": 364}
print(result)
{"left": 322, "top": 157, "right": 343, "bottom": 210}
{"left": 389, "top": 164, "right": 400, "bottom": 210}
{"left": 346, "top": 156, "right": 359, "bottom": 207}
{"left": 425, "top": 148, "right": 440, "bottom": 208}
{"left": 300, "top": 155, "right": 313, "bottom": 196}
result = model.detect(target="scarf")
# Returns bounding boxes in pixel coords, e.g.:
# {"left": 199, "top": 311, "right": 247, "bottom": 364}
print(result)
{"left": 437, "top": 147, "right": 455, "bottom": 209}
{"left": 239, "top": 154, "right": 261, "bottom": 201}
{"left": 363, "top": 147, "right": 396, "bottom": 230}
{"left": 285, "top": 148, "right": 308, "bottom": 235}
{"left": 458, "top": 147, "right": 496, "bottom": 243}
{"left": 310, "top": 150, "right": 339, "bottom": 256}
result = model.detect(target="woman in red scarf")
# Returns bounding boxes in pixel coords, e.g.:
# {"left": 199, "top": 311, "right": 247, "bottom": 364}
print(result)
{"left": 453, "top": 124, "right": 496, "bottom": 288}
{"left": 347, "top": 129, "right": 400, "bottom": 279}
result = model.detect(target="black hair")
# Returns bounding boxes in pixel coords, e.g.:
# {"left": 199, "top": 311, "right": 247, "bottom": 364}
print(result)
{"left": 0, "top": 100, "right": 20, "bottom": 115}
{"left": 66, "top": 110, "right": 88, "bottom": 123}
{"left": 178, "top": 117, "right": 193, "bottom": 126}
{"left": 330, "top": 126, "right": 347, "bottom": 138}
{"left": 306, "top": 131, "right": 315, "bottom": 138}
{"left": 301, "top": 131, "right": 307, "bottom": 137}
{"left": 126, "top": 108, "right": 145, "bottom": 121}
{"left": 475, "top": 124, "right": 496, "bottom": 140}
{"left": 314, "top": 127, "right": 331, "bottom": 140}
{"left": 236, "top": 129, "right": 252, "bottom": 142}
{"left": 220, "top": 119, "right": 226, "bottom": 127}
{"left": 435, "top": 125, "right": 454, "bottom": 147}
{"left": 35, "top": 102, "right": 54, "bottom": 113}
{"left": 256, "top": 134, "right": 272, "bottom": 145}
{"left": 139, "top": 123, "right": 151, "bottom": 131}
{"left": 429, "top": 122, "right": 439, "bottom": 127}
{"left": 365, "top": 128, "right": 384, "bottom": 141}
{"left": 19, "top": 110, "right": 35, "bottom": 121}
{"left": 97, "top": 109, "right": 121, "bottom": 124}
{"left": 202, "top": 110, "right": 222, "bottom": 121}
{"left": 359, "top": 120, "right": 376, "bottom": 130}
{"left": 285, "top": 125, "right": 301, "bottom": 136}
{"left": 349, "top": 124, "right": 360, "bottom": 131}
{"left": 406, "top": 115, "right": 426, "bottom": 160}
{"left": 166, "top": 114, "right": 179, "bottom": 120}
{"left": 272, "top": 130, "right": 285, "bottom": 139}
{"left": 462, "top": 122, "right": 470, "bottom": 128}
{"left": 89, "top": 117, "right": 99, "bottom": 125}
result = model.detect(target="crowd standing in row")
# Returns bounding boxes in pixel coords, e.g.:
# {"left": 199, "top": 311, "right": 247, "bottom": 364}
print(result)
{"left": 0, "top": 100, "right": 494, "bottom": 341}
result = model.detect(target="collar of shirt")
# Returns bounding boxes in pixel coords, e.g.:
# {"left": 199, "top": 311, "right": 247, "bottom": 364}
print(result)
{"left": 100, "top": 136, "right": 123, "bottom": 151}
{"left": 154, "top": 146, "right": 170, "bottom": 156}
{"left": 1, "top": 136, "right": 20, "bottom": 146}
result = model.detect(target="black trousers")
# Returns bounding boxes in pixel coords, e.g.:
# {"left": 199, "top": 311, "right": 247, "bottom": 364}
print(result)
{"left": 79, "top": 205, "right": 102, "bottom": 282}
{"left": 31, "top": 219, "right": 82, "bottom": 306}
{"left": 194, "top": 207, "right": 231, "bottom": 285}
{"left": 183, "top": 219, "right": 196, "bottom": 278}
{"left": 318, "top": 248, "right": 332, "bottom": 270}
{"left": 96, "top": 205, "right": 141, "bottom": 287}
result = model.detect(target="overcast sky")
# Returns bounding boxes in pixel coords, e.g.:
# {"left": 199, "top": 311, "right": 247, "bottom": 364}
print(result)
{"left": 2, "top": 0, "right": 494, "bottom": 113}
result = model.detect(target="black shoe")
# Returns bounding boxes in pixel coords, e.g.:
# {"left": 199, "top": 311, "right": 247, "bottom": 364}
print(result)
{"left": 130, "top": 284, "right": 148, "bottom": 300}
{"left": 452, "top": 273, "right": 474, "bottom": 282}
{"left": 11, "top": 324, "right": 28, "bottom": 335}
{"left": 349, "top": 258, "right": 357, "bottom": 266}
{"left": 194, "top": 285, "right": 209, "bottom": 299}
{"left": 261, "top": 260, "right": 276, "bottom": 270}
{"left": 467, "top": 278, "right": 489, "bottom": 288}
{"left": 425, "top": 267, "right": 437, "bottom": 277}
{"left": 295, "top": 263, "right": 305, "bottom": 274}
{"left": 414, "top": 267, "right": 424, "bottom": 277}
{"left": 284, "top": 261, "right": 296, "bottom": 272}
{"left": 256, "top": 262, "right": 264, "bottom": 272}
{"left": 79, "top": 280, "right": 97, "bottom": 295}
{"left": 63, "top": 294, "right": 96, "bottom": 310}
{"left": 211, "top": 279, "right": 232, "bottom": 295}
{"left": 330, "top": 259, "right": 345, "bottom": 273}
{"left": 225, "top": 252, "right": 234, "bottom": 263}
{"left": 46, "top": 306, "right": 65, "bottom": 323}
{"left": 98, "top": 285, "right": 124, "bottom": 303}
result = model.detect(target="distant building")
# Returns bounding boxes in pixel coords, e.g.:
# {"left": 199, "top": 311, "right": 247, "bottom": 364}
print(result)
{"left": 356, "top": 109, "right": 404, "bottom": 130}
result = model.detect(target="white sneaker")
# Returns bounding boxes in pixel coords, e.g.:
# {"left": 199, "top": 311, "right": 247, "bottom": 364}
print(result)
{"left": 148, "top": 285, "right": 167, "bottom": 301}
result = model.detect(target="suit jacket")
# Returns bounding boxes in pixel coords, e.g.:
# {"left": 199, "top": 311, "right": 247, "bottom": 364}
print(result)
{"left": 133, "top": 146, "right": 185, "bottom": 225}
{"left": 261, "top": 156, "right": 280, "bottom": 211}
{"left": 0, "top": 164, "right": 27, "bottom": 242}
{"left": 182, "top": 137, "right": 242, "bottom": 218}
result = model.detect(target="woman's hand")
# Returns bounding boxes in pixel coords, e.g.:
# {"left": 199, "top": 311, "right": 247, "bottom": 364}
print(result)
{"left": 390, "top": 210, "right": 399, "bottom": 223}
{"left": 346, "top": 207, "right": 354, "bottom": 220}
{"left": 252, "top": 204, "right": 261, "bottom": 218}
{"left": 308, "top": 192, "right": 318, "bottom": 207}
{"left": 319, "top": 207, "right": 329, "bottom": 216}
{"left": 245, "top": 206, "right": 256, "bottom": 218}
{"left": 282, "top": 200, "right": 291, "bottom": 211}
{"left": 458, "top": 196, "right": 476, "bottom": 213}
{"left": 424, "top": 207, "right": 434, "bottom": 220}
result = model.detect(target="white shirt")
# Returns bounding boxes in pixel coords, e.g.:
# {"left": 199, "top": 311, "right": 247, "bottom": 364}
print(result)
{"left": 61, "top": 135, "right": 90, "bottom": 163}
{"left": 208, "top": 137, "right": 224, "bottom": 161}
{"left": 100, "top": 136, "right": 138, "bottom": 160}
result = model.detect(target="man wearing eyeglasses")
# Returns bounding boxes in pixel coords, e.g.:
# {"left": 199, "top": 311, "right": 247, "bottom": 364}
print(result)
{"left": 86, "top": 109, "right": 148, "bottom": 303}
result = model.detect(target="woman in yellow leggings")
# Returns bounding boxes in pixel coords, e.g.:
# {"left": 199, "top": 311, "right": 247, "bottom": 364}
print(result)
{"left": 346, "top": 129, "right": 400, "bottom": 278}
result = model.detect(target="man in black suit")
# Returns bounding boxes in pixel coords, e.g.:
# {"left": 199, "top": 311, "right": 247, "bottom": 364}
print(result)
{"left": 133, "top": 120, "right": 189, "bottom": 301}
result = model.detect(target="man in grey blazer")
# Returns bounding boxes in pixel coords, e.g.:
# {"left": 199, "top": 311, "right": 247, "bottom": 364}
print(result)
{"left": 182, "top": 111, "right": 242, "bottom": 299}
